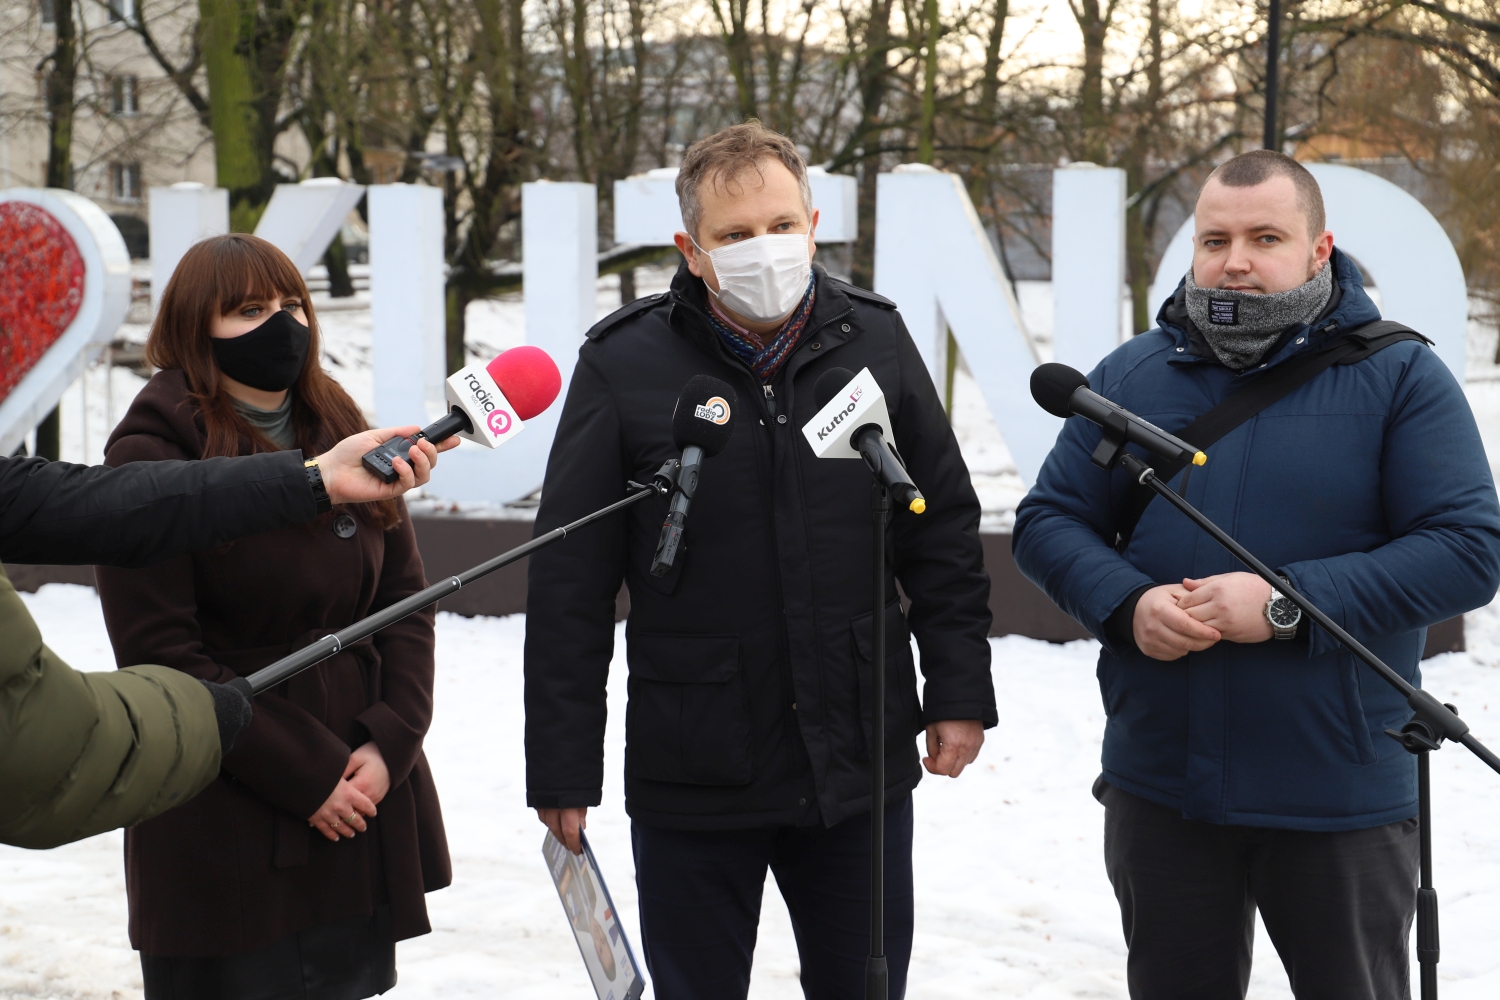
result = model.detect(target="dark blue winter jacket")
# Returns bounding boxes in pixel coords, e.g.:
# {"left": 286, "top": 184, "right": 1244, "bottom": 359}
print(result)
{"left": 1013, "top": 249, "right": 1500, "bottom": 831}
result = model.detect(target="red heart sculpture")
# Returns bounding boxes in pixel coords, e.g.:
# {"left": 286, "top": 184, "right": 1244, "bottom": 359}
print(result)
{"left": 0, "top": 201, "right": 86, "bottom": 399}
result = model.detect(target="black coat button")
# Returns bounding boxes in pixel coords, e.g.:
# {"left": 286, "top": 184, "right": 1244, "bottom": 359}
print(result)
{"left": 810, "top": 342, "right": 821, "bottom": 350}
{"left": 333, "top": 514, "right": 357, "bottom": 539}
{"left": 841, "top": 323, "right": 851, "bottom": 333}
{"left": 777, "top": 414, "right": 787, "bottom": 424}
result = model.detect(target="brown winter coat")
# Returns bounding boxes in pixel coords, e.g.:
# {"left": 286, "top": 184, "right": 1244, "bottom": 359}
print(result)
{"left": 95, "top": 369, "right": 451, "bottom": 958}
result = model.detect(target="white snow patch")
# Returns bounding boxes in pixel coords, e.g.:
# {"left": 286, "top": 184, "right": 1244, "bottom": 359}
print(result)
{"left": 6, "top": 586, "right": 1500, "bottom": 997}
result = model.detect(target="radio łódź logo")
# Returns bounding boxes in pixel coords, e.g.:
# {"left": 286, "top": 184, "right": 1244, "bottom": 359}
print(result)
{"left": 694, "top": 396, "right": 731, "bottom": 425}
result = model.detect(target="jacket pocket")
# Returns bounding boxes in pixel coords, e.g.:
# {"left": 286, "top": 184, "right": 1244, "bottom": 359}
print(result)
{"left": 626, "top": 633, "right": 752, "bottom": 785}
{"left": 851, "top": 599, "right": 921, "bottom": 756}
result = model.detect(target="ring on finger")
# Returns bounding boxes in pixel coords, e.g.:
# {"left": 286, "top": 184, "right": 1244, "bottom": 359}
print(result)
{"left": 347, "top": 812, "right": 359, "bottom": 825}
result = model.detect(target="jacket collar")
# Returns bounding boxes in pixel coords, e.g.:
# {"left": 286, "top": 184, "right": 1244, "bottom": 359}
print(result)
{"left": 666, "top": 261, "right": 857, "bottom": 380}
{"left": 1155, "top": 247, "right": 1381, "bottom": 373}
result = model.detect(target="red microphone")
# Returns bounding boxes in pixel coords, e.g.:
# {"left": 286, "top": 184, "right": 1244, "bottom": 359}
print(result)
{"left": 361, "top": 346, "right": 563, "bottom": 483}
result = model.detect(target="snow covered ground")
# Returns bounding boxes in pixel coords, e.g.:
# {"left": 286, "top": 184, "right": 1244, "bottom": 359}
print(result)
{"left": 14, "top": 272, "right": 1500, "bottom": 996}
{"left": 5, "top": 586, "right": 1500, "bottom": 999}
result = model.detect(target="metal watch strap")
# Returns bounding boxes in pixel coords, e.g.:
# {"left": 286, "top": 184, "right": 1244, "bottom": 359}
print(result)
{"left": 1267, "top": 586, "right": 1299, "bottom": 640}
{"left": 304, "top": 459, "right": 333, "bottom": 514}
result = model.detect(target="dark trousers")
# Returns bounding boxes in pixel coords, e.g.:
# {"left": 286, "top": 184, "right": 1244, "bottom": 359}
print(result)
{"left": 140, "top": 906, "right": 395, "bottom": 1000}
{"left": 631, "top": 795, "right": 914, "bottom": 1000}
{"left": 1099, "top": 783, "right": 1418, "bottom": 1000}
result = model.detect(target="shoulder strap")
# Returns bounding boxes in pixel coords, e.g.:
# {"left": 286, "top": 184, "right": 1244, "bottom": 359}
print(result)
{"left": 585, "top": 292, "right": 668, "bottom": 341}
{"left": 834, "top": 281, "right": 897, "bottom": 310}
{"left": 1112, "top": 321, "right": 1428, "bottom": 551}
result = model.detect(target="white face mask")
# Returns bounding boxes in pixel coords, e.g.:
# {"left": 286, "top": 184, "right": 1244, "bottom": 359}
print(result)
{"left": 695, "top": 232, "right": 812, "bottom": 324}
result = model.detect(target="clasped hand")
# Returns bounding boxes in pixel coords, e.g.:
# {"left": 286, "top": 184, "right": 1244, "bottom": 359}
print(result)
{"left": 309, "top": 741, "right": 391, "bottom": 842}
{"left": 1132, "top": 572, "right": 1274, "bottom": 661}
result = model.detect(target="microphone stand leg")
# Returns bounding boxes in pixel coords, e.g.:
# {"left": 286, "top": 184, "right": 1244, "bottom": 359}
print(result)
{"left": 1417, "top": 751, "right": 1439, "bottom": 1000}
{"left": 867, "top": 482, "right": 890, "bottom": 1000}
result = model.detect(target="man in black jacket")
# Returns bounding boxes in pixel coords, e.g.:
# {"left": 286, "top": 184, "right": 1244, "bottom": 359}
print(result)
{"left": 525, "top": 122, "right": 996, "bottom": 999}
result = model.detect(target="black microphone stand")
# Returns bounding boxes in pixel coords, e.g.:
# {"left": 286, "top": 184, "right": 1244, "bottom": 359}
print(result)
{"left": 1108, "top": 445, "right": 1500, "bottom": 1000}
{"left": 867, "top": 479, "right": 890, "bottom": 1000}
{"left": 236, "top": 464, "right": 678, "bottom": 696}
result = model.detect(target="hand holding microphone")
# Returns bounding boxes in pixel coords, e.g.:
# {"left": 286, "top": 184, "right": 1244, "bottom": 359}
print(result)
{"left": 362, "top": 346, "right": 564, "bottom": 484}
{"left": 314, "top": 429, "right": 458, "bottom": 503}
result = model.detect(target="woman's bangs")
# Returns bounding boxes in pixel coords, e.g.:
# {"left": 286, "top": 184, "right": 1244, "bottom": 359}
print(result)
{"left": 213, "top": 238, "right": 311, "bottom": 317}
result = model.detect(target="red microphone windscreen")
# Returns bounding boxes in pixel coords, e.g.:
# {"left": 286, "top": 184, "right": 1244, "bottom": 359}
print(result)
{"left": 486, "top": 346, "right": 562, "bottom": 421}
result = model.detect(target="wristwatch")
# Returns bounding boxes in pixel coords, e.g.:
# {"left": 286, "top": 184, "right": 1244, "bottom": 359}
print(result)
{"left": 1266, "top": 584, "right": 1301, "bottom": 640}
{"left": 305, "top": 458, "right": 333, "bottom": 514}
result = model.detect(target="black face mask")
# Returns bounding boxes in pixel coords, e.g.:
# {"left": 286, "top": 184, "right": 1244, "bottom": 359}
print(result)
{"left": 211, "top": 308, "right": 311, "bottom": 392}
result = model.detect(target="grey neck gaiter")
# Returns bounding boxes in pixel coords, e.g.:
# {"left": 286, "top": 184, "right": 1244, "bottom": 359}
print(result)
{"left": 1183, "top": 261, "right": 1334, "bottom": 370}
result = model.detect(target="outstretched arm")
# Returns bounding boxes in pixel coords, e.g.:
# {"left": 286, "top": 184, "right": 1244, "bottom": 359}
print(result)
{"left": 0, "top": 428, "right": 450, "bottom": 568}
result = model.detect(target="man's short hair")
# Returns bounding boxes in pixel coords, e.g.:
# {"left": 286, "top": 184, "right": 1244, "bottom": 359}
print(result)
{"left": 1201, "top": 150, "right": 1327, "bottom": 238}
{"left": 676, "top": 121, "right": 813, "bottom": 239}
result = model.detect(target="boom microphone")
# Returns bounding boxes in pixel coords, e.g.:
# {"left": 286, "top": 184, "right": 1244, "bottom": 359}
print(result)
{"left": 804, "top": 367, "right": 925, "bottom": 514}
{"left": 1030, "top": 363, "right": 1206, "bottom": 470}
{"left": 650, "top": 375, "right": 737, "bottom": 577}
{"left": 362, "top": 346, "right": 563, "bottom": 483}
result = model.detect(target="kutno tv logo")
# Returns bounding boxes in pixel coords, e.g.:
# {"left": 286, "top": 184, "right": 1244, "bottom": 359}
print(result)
{"left": 464, "top": 372, "right": 514, "bottom": 438}
{"left": 694, "top": 396, "right": 731, "bottom": 425}
{"left": 814, "top": 384, "right": 866, "bottom": 442}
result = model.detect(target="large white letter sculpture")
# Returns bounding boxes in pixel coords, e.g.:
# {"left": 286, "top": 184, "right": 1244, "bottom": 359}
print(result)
{"left": 1052, "top": 164, "right": 1126, "bottom": 372}
{"left": 370, "top": 184, "right": 448, "bottom": 432}
{"left": 254, "top": 178, "right": 367, "bottom": 274}
{"left": 1146, "top": 162, "right": 1467, "bottom": 377}
{"left": 873, "top": 165, "right": 1060, "bottom": 484}
{"left": 337, "top": 160, "right": 1474, "bottom": 502}
{"left": 149, "top": 183, "right": 229, "bottom": 312}
{"left": 147, "top": 178, "right": 364, "bottom": 316}
{"left": 0, "top": 189, "right": 131, "bottom": 455}
{"left": 426, "top": 182, "right": 599, "bottom": 503}
{"left": 615, "top": 166, "right": 858, "bottom": 244}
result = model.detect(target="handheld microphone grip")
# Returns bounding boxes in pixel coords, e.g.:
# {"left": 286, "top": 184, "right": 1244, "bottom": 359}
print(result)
{"left": 1030, "top": 363, "right": 1206, "bottom": 469}
{"left": 361, "top": 408, "right": 474, "bottom": 484}
{"left": 651, "top": 445, "right": 702, "bottom": 576}
{"left": 1070, "top": 387, "right": 1204, "bottom": 468}
{"left": 650, "top": 374, "right": 737, "bottom": 576}
{"left": 854, "top": 426, "right": 925, "bottom": 513}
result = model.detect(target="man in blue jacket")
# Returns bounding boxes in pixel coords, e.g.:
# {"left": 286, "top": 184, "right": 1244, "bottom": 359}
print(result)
{"left": 1014, "top": 150, "right": 1500, "bottom": 998}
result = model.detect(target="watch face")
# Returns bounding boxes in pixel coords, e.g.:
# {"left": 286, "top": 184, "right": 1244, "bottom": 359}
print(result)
{"left": 1269, "top": 597, "right": 1301, "bottom": 629}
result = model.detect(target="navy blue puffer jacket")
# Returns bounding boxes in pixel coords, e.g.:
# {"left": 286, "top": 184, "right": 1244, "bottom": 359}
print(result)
{"left": 1014, "top": 249, "right": 1500, "bottom": 831}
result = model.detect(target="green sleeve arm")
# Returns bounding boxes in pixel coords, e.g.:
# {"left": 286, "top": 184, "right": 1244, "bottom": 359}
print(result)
{"left": 0, "top": 571, "right": 222, "bottom": 849}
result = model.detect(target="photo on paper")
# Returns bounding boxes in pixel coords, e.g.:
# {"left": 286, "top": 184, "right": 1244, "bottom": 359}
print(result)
{"left": 542, "top": 830, "right": 646, "bottom": 1000}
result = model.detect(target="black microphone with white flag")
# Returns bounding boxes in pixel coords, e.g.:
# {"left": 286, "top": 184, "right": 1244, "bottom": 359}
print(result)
{"left": 650, "top": 375, "right": 738, "bottom": 577}
{"left": 1029, "top": 362, "right": 1207, "bottom": 471}
{"left": 802, "top": 367, "right": 925, "bottom": 514}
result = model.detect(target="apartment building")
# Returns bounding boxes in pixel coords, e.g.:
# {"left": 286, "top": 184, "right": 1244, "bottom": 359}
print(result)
{"left": 0, "top": 0, "right": 216, "bottom": 255}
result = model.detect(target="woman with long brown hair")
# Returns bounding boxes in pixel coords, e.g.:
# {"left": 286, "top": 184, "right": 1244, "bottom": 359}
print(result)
{"left": 96, "top": 234, "right": 450, "bottom": 999}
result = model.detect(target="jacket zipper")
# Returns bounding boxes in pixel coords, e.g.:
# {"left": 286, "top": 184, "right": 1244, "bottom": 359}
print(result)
{"left": 677, "top": 295, "right": 851, "bottom": 809}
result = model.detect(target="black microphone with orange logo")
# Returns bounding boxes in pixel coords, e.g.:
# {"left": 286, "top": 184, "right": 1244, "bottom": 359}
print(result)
{"left": 651, "top": 375, "right": 738, "bottom": 577}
